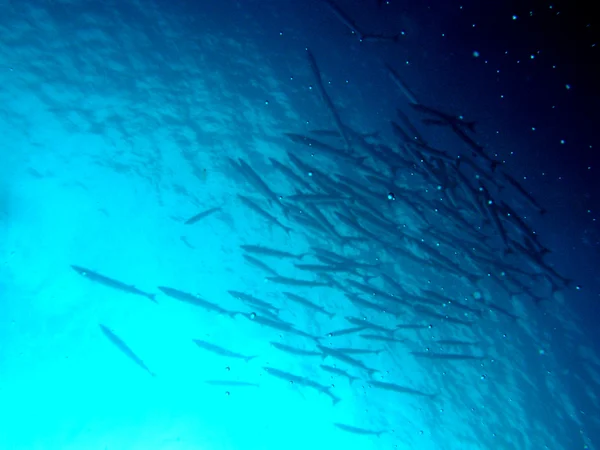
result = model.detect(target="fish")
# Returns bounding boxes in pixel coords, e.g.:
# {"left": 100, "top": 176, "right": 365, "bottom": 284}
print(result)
{"left": 237, "top": 195, "right": 292, "bottom": 235}
{"left": 385, "top": 63, "right": 419, "bottom": 104}
{"left": 99, "top": 324, "right": 155, "bottom": 377}
{"left": 250, "top": 305, "right": 281, "bottom": 321}
{"left": 243, "top": 314, "right": 319, "bottom": 341}
{"left": 501, "top": 171, "right": 547, "bottom": 215}
{"left": 268, "top": 157, "right": 317, "bottom": 193}
{"left": 284, "top": 193, "right": 353, "bottom": 205}
{"left": 284, "top": 133, "right": 365, "bottom": 165}
{"left": 318, "top": 345, "right": 379, "bottom": 377}
{"left": 324, "top": 326, "right": 369, "bottom": 337}
{"left": 184, "top": 206, "right": 222, "bottom": 225}
{"left": 320, "top": 365, "right": 359, "bottom": 384}
{"left": 271, "top": 342, "right": 323, "bottom": 357}
{"left": 71, "top": 265, "right": 157, "bottom": 303}
{"left": 420, "top": 289, "right": 483, "bottom": 317}
{"left": 410, "top": 351, "right": 487, "bottom": 361}
{"left": 360, "top": 33, "right": 402, "bottom": 43}
{"left": 240, "top": 245, "right": 306, "bottom": 260}
{"left": 412, "top": 305, "right": 476, "bottom": 327}
{"left": 333, "top": 423, "right": 385, "bottom": 437}
{"left": 412, "top": 103, "right": 500, "bottom": 170}
{"left": 482, "top": 301, "right": 519, "bottom": 321}
{"left": 395, "top": 324, "right": 432, "bottom": 330}
{"left": 323, "top": 0, "right": 365, "bottom": 41}
{"left": 263, "top": 366, "right": 340, "bottom": 405}
{"left": 360, "top": 334, "right": 406, "bottom": 343}
{"left": 345, "top": 317, "right": 396, "bottom": 335}
{"left": 227, "top": 290, "right": 280, "bottom": 313}
{"left": 345, "top": 293, "right": 387, "bottom": 314}
{"left": 329, "top": 346, "right": 383, "bottom": 356}
{"left": 193, "top": 339, "right": 257, "bottom": 362}
{"left": 434, "top": 339, "right": 479, "bottom": 347}
{"left": 157, "top": 286, "right": 239, "bottom": 318}
{"left": 369, "top": 380, "right": 436, "bottom": 398}
{"left": 232, "top": 158, "right": 282, "bottom": 206}
{"left": 305, "top": 48, "right": 353, "bottom": 151}
{"left": 242, "top": 254, "right": 280, "bottom": 276}
{"left": 266, "top": 276, "right": 331, "bottom": 288}
{"left": 282, "top": 291, "right": 336, "bottom": 319}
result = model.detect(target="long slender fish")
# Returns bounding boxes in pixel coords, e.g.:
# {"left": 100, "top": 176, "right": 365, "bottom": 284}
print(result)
{"left": 360, "top": 334, "right": 406, "bottom": 343}
{"left": 320, "top": 365, "right": 359, "bottom": 384}
{"left": 385, "top": 63, "right": 419, "bottom": 104}
{"left": 410, "top": 351, "right": 487, "bottom": 361}
{"left": 370, "top": 380, "right": 436, "bottom": 398}
{"left": 99, "top": 324, "right": 155, "bottom": 377}
{"left": 263, "top": 366, "right": 340, "bottom": 405}
{"left": 227, "top": 290, "right": 280, "bottom": 313}
{"left": 305, "top": 48, "right": 353, "bottom": 151}
{"left": 157, "top": 286, "right": 238, "bottom": 318}
{"left": 324, "top": 0, "right": 365, "bottom": 40}
{"left": 204, "top": 380, "right": 260, "bottom": 388}
{"left": 184, "top": 206, "right": 222, "bottom": 225}
{"left": 244, "top": 314, "right": 319, "bottom": 341}
{"left": 237, "top": 195, "right": 292, "bottom": 235}
{"left": 242, "top": 254, "right": 280, "bottom": 276}
{"left": 282, "top": 291, "right": 335, "bottom": 319}
{"left": 240, "top": 245, "right": 306, "bottom": 260}
{"left": 266, "top": 276, "right": 330, "bottom": 288}
{"left": 193, "top": 339, "right": 257, "bottom": 362}
{"left": 345, "top": 317, "right": 395, "bottom": 335}
{"left": 334, "top": 423, "right": 385, "bottom": 437}
{"left": 318, "top": 345, "right": 379, "bottom": 377}
{"left": 325, "top": 326, "right": 368, "bottom": 337}
{"left": 434, "top": 339, "right": 479, "bottom": 347}
{"left": 71, "top": 265, "right": 156, "bottom": 303}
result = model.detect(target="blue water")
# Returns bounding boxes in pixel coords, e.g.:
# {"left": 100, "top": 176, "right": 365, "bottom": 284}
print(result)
{"left": 1, "top": 0, "right": 598, "bottom": 449}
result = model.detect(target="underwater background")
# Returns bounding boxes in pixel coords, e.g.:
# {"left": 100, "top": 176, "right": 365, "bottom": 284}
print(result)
{"left": 1, "top": 0, "right": 598, "bottom": 449}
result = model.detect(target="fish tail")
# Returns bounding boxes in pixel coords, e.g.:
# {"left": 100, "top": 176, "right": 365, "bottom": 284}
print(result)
{"left": 245, "top": 355, "right": 259, "bottom": 363}
{"left": 147, "top": 293, "right": 158, "bottom": 304}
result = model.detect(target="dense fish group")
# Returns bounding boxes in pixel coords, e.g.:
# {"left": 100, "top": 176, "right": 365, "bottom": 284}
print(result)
{"left": 70, "top": 0, "right": 572, "bottom": 440}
